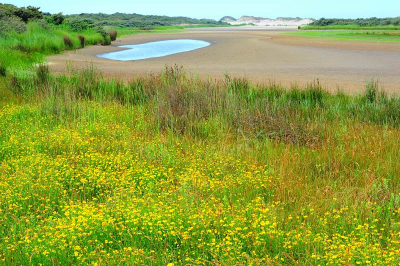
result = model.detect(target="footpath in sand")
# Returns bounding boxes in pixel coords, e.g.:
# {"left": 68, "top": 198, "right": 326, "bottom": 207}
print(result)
{"left": 48, "top": 27, "right": 400, "bottom": 94}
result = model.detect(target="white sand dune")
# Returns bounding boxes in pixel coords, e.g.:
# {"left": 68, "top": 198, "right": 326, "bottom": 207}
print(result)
{"left": 221, "top": 16, "right": 313, "bottom": 26}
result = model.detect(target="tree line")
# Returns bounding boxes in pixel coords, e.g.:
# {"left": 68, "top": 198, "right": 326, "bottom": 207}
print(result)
{"left": 0, "top": 3, "right": 226, "bottom": 35}
{"left": 310, "top": 17, "right": 400, "bottom": 27}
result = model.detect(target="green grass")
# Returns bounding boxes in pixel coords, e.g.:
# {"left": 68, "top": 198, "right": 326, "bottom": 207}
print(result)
{"left": 2, "top": 21, "right": 400, "bottom": 265}
{"left": 287, "top": 30, "right": 400, "bottom": 42}
{"left": 300, "top": 25, "right": 400, "bottom": 30}
{"left": 1, "top": 22, "right": 234, "bottom": 74}
{"left": 105, "top": 24, "right": 235, "bottom": 38}
{"left": 0, "top": 22, "right": 104, "bottom": 73}
{"left": 1, "top": 66, "right": 400, "bottom": 264}
{"left": 104, "top": 26, "right": 185, "bottom": 38}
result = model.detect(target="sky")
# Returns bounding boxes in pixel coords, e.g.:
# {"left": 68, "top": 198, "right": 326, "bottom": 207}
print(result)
{"left": 2, "top": 0, "right": 399, "bottom": 20}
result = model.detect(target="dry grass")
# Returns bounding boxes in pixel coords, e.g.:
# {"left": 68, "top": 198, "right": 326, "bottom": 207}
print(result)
{"left": 63, "top": 35, "right": 73, "bottom": 48}
{"left": 108, "top": 30, "right": 117, "bottom": 41}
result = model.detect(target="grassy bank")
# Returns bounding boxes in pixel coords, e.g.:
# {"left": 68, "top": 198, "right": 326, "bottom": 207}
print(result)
{"left": 0, "top": 22, "right": 105, "bottom": 72}
{"left": 301, "top": 25, "right": 400, "bottom": 30}
{"left": 1, "top": 22, "right": 233, "bottom": 74}
{"left": 1, "top": 65, "right": 400, "bottom": 264}
{"left": 287, "top": 30, "right": 400, "bottom": 42}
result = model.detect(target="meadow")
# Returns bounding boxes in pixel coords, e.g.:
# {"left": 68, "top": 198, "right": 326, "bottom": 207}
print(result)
{"left": 1, "top": 63, "right": 400, "bottom": 264}
{"left": 300, "top": 25, "right": 400, "bottom": 30}
{"left": 287, "top": 30, "right": 400, "bottom": 42}
{"left": 2, "top": 5, "right": 400, "bottom": 265}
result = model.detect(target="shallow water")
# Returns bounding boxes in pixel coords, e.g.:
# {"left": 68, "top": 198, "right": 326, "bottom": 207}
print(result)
{"left": 97, "top": 39, "right": 210, "bottom": 61}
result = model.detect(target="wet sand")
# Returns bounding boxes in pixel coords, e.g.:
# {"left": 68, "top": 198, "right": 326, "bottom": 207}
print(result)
{"left": 48, "top": 27, "right": 400, "bottom": 94}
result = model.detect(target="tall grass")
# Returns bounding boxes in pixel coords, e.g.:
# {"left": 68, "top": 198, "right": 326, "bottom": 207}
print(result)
{"left": 9, "top": 65, "right": 400, "bottom": 141}
{"left": 0, "top": 22, "right": 104, "bottom": 72}
{"left": 2, "top": 66, "right": 400, "bottom": 264}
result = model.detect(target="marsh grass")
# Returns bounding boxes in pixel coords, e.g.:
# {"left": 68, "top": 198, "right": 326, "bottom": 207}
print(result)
{"left": 0, "top": 22, "right": 104, "bottom": 72}
{"left": 288, "top": 30, "right": 400, "bottom": 43}
{"left": 2, "top": 65, "right": 400, "bottom": 264}
{"left": 9, "top": 65, "right": 400, "bottom": 142}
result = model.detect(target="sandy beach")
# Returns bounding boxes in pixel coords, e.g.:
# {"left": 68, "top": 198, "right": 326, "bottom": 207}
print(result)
{"left": 48, "top": 27, "right": 400, "bottom": 94}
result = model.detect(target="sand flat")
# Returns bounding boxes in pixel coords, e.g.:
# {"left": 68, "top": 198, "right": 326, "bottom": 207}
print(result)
{"left": 48, "top": 27, "right": 400, "bottom": 94}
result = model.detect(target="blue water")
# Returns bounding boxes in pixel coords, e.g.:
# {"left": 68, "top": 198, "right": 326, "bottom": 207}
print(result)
{"left": 97, "top": 39, "right": 211, "bottom": 61}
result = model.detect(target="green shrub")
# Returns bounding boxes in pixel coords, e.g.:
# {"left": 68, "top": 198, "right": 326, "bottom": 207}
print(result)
{"left": 0, "top": 16, "right": 27, "bottom": 34}
{"left": 46, "top": 13, "right": 64, "bottom": 25}
{"left": 66, "top": 18, "right": 94, "bottom": 32}
{"left": 29, "top": 18, "right": 49, "bottom": 29}
{"left": 13, "top": 5, "right": 43, "bottom": 23}
{"left": 102, "top": 35, "right": 111, "bottom": 45}
{"left": 94, "top": 26, "right": 111, "bottom": 45}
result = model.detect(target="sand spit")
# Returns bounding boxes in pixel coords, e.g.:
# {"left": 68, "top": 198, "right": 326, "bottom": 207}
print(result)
{"left": 48, "top": 28, "right": 400, "bottom": 94}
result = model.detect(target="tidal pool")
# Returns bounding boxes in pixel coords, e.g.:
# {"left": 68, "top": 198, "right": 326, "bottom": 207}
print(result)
{"left": 97, "top": 39, "right": 210, "bottom": 61}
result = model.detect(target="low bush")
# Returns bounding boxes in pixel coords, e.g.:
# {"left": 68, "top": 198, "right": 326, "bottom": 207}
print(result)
{"left": 94, "top": 26, "right": 111, "bottom": 45}
{"left": 66, "top": 17, "right": 94, "bottom": 32}
{"left": 0, "top": 16, "right": 27, "bottom": 34}
{"left": 102, "top": 35, "right": 111, "bottom": 45}
{"left": 46, "top": 13, "right": 64, "bottom": 25}
{"left": 108, "top": 30, "right": 117, "bottom": 41}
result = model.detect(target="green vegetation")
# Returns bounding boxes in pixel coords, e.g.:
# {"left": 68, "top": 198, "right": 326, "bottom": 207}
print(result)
{"left": 1, "top": 64, "right": 400, "bottom": 264}
{"left": 288, "top": 30, "right": 400, "bottom": 42}
{"left": 0, "top": 4, "right": 117, "bottom": 73}
{"left": 0, "top": 3, "right": 231, "bottom": 74}
{"left": 65, "top": 12, "right": 228, "bottom": 28}
{"left": 301, "top": 25, "right": 400, "bottom": 30}
{"left": 305, "top": 17, "right": 400, "bottom": 29}
{"left": 1, "top": 3, "right": 400, "bottom": 265}
{"left": 0, "top": 22, "right": 106, "bottom": 71}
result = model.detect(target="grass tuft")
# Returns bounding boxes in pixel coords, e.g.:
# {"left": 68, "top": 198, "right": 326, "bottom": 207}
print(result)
{"left": 36, "top": 63, "right": 50, "bottom": 85}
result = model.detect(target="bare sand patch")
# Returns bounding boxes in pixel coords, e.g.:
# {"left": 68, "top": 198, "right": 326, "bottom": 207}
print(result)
{"left": 48, "top": 28, "right": 400, "bottom": 94}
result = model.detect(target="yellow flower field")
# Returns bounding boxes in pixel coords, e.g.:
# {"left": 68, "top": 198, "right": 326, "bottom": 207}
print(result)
{"left": 1, "top": 67, "right": 400, "bottom": 265}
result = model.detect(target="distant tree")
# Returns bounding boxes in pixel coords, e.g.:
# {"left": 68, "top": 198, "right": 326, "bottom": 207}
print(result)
{"left": 47, "top": 13, "right": 65, "bottom": 25}
{"left": 14, "top": 6, "right": 43, "bottom": 23}
{"left": 310, "top": 17, "right": 400, "bottom": 27}
{"left": 0, "top": 4, "right": 19, "bottom": 17}
{"left": 66, "top": 17, "right": 94, "bottom": 31}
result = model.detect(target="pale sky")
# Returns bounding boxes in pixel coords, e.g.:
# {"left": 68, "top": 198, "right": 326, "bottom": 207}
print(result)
{"left": 2, "top": 0, "right": 399, "bottom": 20}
